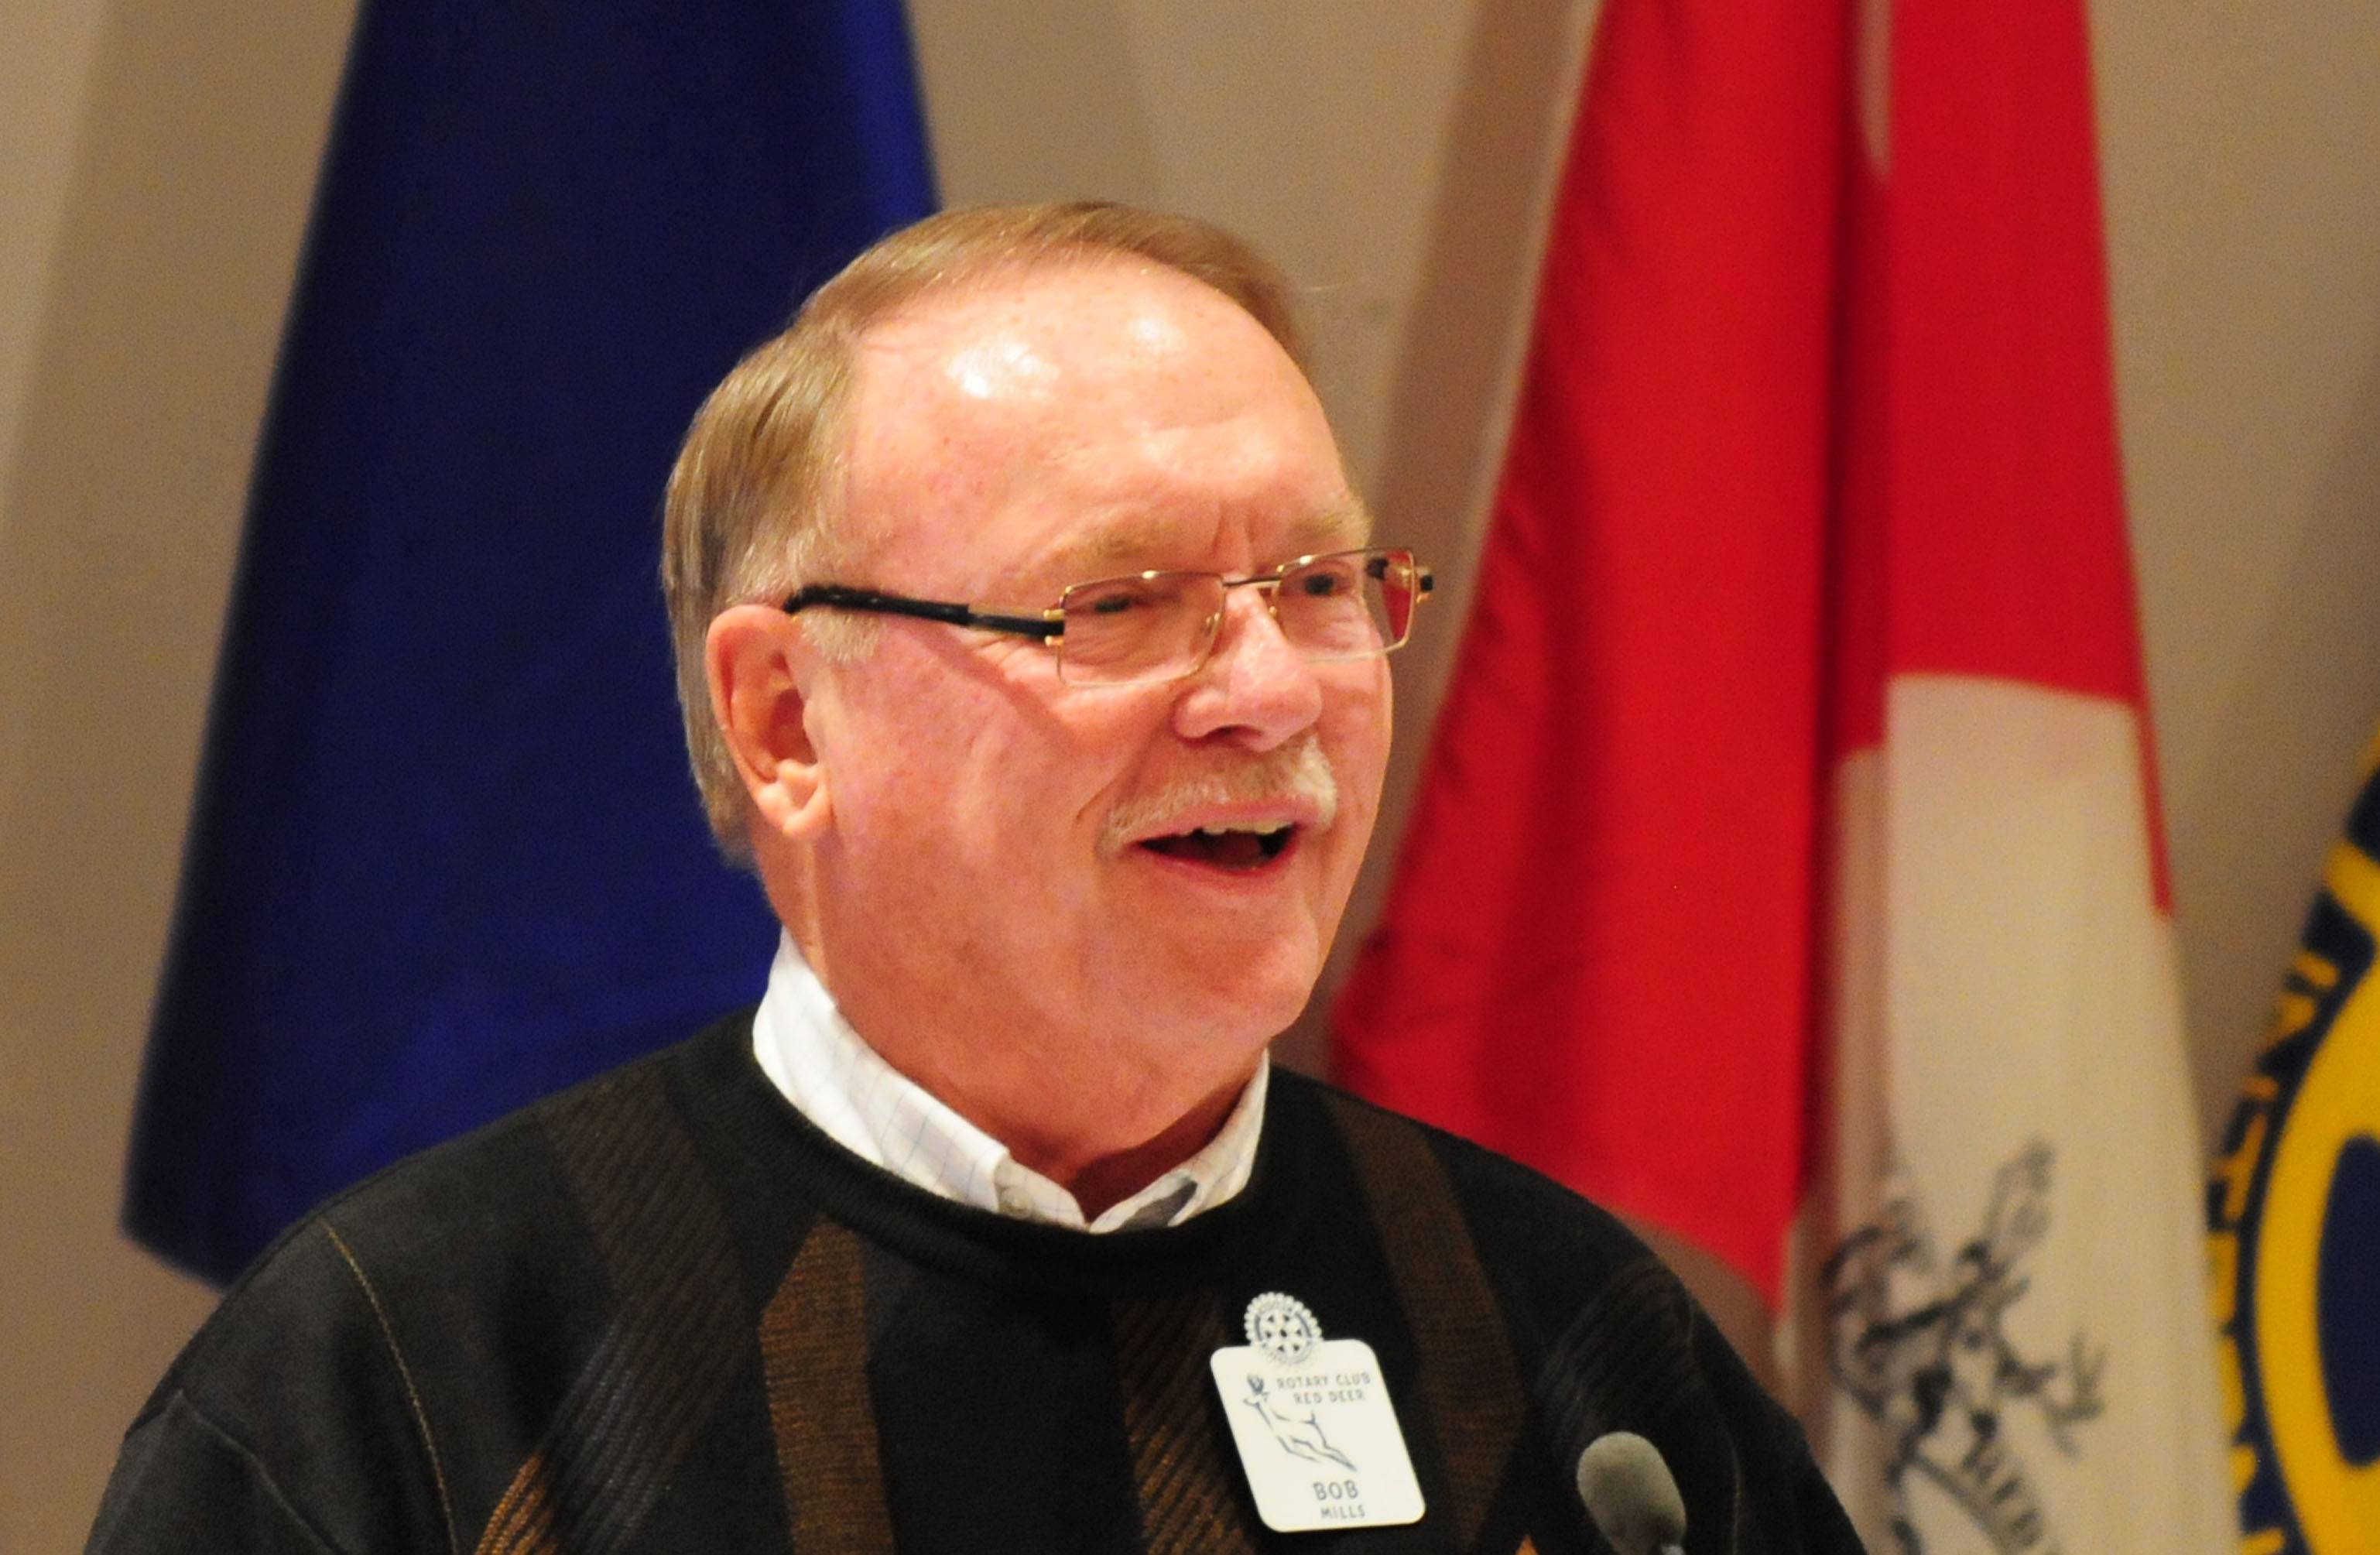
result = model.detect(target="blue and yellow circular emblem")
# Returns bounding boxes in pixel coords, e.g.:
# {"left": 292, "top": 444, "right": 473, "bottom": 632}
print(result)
{"left": 2209, "top": 748, "right": 2380, "bottom": 1553}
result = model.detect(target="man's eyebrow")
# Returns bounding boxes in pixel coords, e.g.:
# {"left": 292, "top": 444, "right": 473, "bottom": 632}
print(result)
{"left": 1292, "top": 495, "right": 1375, "bottom": 551}
{"left": 1037, "top": 496, "right": 1378, "bottom": 584}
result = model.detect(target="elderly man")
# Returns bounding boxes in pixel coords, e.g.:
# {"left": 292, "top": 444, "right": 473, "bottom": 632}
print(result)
{"left": 91, "top": 204, "right": 1858, "bottom": 1553}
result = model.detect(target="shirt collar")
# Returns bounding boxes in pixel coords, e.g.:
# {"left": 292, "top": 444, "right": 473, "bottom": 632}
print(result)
{"left": 750, "top": 933, "right": 1267, "bottom": 1232}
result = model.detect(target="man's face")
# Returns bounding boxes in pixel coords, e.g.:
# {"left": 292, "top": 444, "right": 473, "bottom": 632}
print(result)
{"left": 795, "top": 259, "right": 1392, "bottom": 1101}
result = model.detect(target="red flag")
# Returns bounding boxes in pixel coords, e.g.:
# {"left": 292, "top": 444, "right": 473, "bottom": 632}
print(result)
{"left": 1335, "top": 1, "right": 2231, "bottom": 1544}
{"left": 1333, "top": 0, "right": 1850, "bottom": 1306}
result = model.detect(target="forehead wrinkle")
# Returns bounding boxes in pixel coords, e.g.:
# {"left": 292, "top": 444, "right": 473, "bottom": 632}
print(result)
{"left": 850, "top": 262, "right": 1365, "bottom": 605}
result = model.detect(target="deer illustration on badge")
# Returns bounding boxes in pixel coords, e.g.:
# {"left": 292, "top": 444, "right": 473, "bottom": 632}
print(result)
{"left": 1237, "top": 1292, "right": 1358, "bottom": 1471}
{"left": 1241, "top": 1374, "right": 1357, "bottom": 1471}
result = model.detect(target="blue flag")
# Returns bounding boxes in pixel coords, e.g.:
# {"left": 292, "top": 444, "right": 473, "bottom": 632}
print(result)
{"left": 128, "top": 0, "right": 937, "bottom": 1283}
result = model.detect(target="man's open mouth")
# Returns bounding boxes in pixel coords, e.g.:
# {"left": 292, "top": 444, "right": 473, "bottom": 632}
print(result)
{"left": 1138, "top": 822, "right": 1296, "bottom": 870}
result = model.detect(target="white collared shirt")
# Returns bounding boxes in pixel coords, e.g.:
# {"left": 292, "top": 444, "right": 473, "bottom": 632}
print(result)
{"left": 750, "top": 933, "right": 1267, "bottom": 1232}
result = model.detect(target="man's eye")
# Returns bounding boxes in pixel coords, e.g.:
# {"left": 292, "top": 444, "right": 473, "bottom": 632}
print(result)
{"left": 1084, "top": 591, "right": 1145, "bottom": 616}
{"left": 1296, "top": 570, "right": 1351, "bottom": 598}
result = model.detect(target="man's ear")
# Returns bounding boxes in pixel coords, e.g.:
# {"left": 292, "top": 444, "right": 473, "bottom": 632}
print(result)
{"left": 706, "top": 605, "right": 831, "bottom": 842}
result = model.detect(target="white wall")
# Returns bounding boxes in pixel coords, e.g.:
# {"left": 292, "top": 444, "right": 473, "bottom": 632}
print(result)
{"left": 2094, "top": 0, "right": 2380, "bottom": 1134}
{"left": 0, "top": 3, "right": 358, "bottom": 1549}
{"left": 5, "top": 1, "right": 2376, "bottom": 1544}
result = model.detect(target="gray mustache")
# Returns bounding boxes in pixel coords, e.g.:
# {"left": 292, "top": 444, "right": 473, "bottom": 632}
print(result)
{"left": 1098, "top": 736, "right": 1338, "bottom": 855}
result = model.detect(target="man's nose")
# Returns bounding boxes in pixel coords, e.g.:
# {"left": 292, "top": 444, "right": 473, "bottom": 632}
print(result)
{"left": 1173, "top": 585, "right": 1324, "bottom": 748}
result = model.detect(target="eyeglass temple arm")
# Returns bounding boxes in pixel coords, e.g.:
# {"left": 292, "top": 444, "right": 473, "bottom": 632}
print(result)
{"left": 781, "top": 584, "right": 1060, "bottom": 639}
{"left": 782, "top": 557, "right": 1431, "bottom": 641}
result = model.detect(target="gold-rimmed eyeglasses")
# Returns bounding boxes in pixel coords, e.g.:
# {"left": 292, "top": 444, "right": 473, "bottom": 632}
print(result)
{"left": 780, "top": 547, "right": 1434, "bottom": 687}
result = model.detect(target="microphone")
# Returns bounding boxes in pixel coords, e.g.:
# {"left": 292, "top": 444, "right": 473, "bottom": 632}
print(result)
{"left": 1575, "top": 1431, "right": 1687, "bottom": 1555}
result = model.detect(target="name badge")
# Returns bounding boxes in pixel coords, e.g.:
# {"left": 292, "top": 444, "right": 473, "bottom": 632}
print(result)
{"left": 1210, "top": 1293, "right": 1426, "bottom": 1533}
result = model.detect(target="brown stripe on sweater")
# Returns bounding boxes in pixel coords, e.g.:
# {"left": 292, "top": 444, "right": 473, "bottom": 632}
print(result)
{"left": 1324, "top": 1094, "right": 1526, "bottom": 1552}
{"left": 1112, "top": 1290, "right": 1260, "bottom": 1555}
{"left": 760, "top": 1219, "right": 895, "bottom": 1551}
{"left": 473, "top": 1451, "right": 556, "bottom": 1555}
{"left": 471, "top": 1070, "right": 746, "bottom": 1554}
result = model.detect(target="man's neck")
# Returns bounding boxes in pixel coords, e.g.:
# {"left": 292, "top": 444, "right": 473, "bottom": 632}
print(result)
{"left": 1017, "top": 1071, "right": 1248, "bottom": 1221}
{"left": 865, "top": 1019, "right": 1258, "bottom": 1214}
{"left": 762, "top": 931, "right": 1269, "bottom": 1224}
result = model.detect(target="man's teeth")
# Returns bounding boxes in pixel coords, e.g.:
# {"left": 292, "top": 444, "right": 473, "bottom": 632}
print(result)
{"left": 1139, "top": 820, "right": 1295, "bottom": 866}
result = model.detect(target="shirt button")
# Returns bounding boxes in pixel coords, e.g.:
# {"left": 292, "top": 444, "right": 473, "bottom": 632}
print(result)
{"left": 996, "top": 1187, "right": 1032, "bottom": 1218}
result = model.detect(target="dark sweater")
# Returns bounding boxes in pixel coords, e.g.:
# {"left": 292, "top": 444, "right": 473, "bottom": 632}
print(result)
{"left": 88, "top": 1011, "right": 1861, "bottom": 1553}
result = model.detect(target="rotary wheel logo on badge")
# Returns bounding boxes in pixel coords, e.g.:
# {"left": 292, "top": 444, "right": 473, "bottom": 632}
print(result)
{"left": 1244, "top": 1292, "right": 1322, "bottom": 1366}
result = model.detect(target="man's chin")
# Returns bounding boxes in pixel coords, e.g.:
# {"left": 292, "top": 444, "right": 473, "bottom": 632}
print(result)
{"left": 1150, "top": 932, "right": 1324, "bottom": 1039}
{"left": 1096, "top": 856, "right": 1347, "bottom": 1022}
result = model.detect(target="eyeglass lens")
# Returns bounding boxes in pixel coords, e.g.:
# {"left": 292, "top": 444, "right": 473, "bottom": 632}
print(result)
{"left": 1056, "top": 550, "right": 1420, "bottom": 686}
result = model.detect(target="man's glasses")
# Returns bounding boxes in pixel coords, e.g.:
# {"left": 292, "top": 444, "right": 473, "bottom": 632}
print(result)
{"left": 781, "top": 547, "right": 1434, "bottom": 687}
